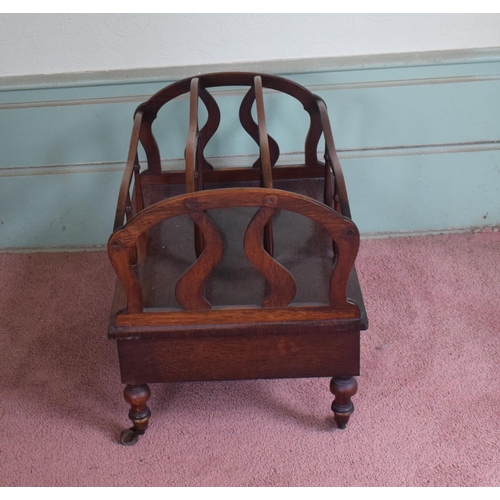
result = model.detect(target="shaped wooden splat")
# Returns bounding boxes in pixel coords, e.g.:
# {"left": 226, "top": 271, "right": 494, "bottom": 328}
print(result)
{"left": 174, "top": 209, "right": 224, "bottom": 310}
{"left": 244, "top": 204, "right": 297, "bottom": 307}
{"left": 239, "top": 85, "right": 280, "bottom": 170}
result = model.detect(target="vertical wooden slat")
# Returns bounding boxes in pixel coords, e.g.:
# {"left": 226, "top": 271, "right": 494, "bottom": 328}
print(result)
{"left": 254, "top": 76, "right": 274, "bottom": 255}
{"left": 139, "top": 116, "right": 162, "bottom": 175}
{"left": 114, "top": 111, "right": 143, "bottom": 230}
{"left": 239, "top": 86, "right": 280, "bottom": 169}
{"left": 132, "top": 153, "right": 148, "bottom": 264}
{"left": 125, "top": 192, "right": 133, "bottom": 222}
{"left": 133, "top": 153, "right": 144, "bottom": 214}
{"left": 185, "top": 78, "right": 200, "bottom": 194}
{"left": 324, "top": 158, "right": 333, "bottom": 208}
{"left": 304, "top": 100, "right": 324, "bottom": 170}
{"left": 185, "top": 78, "right": 205, "bottom": 257}
{"left": 253, "top": 76, "right": 273, "bottom": 189}
{"left": 316, "top": 98, "right": 352, "bottom": 219}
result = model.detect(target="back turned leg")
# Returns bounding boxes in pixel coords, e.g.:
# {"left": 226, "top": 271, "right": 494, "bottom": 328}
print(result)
{"left": 120, "top": 384, "right": 151, "bottom": 446}
{"left": 330, "top": 376, "right": 357, "bottom": 429}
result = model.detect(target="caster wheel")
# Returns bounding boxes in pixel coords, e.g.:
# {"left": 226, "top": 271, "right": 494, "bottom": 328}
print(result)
{"left": 119, "top": 427, "right": 143, "bottom": 446}
{"left": 334, "top": 414, "right": 349, "bottom": 430}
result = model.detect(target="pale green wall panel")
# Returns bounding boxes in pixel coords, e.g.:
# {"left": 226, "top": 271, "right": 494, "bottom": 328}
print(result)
{"left": 0, "top": 171, "right": 121, "bottom": 248}
{"left": 1, "top": 77, "right": 499, "bottom": 169}
{"left": 344, "top": 150, "right": 500, "bottom": 234}
{"left": 1, "top": 150, "right": 498, "bottom": 249}
{"left": 0, "top": 102, "right": 138, "bottom": 167}
{"left": 323, "top": 79, "right": 500, "bottom": 150}
{"left": 0, "top": 49, "right": 499, "bottom": 249}
{"left": 291, "top": 59, "right": 500, "bottom": 87}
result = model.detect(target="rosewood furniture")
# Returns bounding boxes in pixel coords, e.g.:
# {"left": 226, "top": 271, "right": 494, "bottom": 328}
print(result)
{"left": 107, "top": 72, "right": 368, "bottom": 445}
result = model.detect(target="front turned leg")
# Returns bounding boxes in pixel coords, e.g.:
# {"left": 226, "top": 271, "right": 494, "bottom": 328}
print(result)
{"left": 330, "top": 377, "right": 357, "bottom": 429}
{"left": 120, "top": 384, "right": 151, "bottom": 446}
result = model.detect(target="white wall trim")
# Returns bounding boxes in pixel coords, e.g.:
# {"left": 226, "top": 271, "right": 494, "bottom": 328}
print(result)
{"left": 2, "top": 225, "right": 499, "bottom": 254}
{"left": 1, "top": 47, "right": 499, "bottom": 92}
{"left": 3, "top": 141, "right": 500, "bottom": 178}
{"left": 2, "top": 73, "right": 500, "bottom": 111}
{"left": 361, "top": 225, "right": 500, "bottom": 240}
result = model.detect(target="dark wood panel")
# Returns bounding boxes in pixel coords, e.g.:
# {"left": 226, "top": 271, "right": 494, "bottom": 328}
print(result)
{"left": 117, "top": 331, "right": 360, "bottom": 384}
{"left": 140, "top": 164, "right": 326, "bottom": 185}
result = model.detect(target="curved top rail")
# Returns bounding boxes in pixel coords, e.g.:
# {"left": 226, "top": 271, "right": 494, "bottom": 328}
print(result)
{"left": 253, "top": 76, "right": 273, "bottom": 189}
{"left": 113, "top": 111, "right": 143, "bottom": 230}
{"left": 108, "top": 187, "right": 360, "bottom": 314}
{"left": 136, "top": 72, "right": 320, "bottom": 119}
{"left": 185, "top": 78, "right": 199, "bottom": 193}
{"left": 133, "top": 72, "right": 327, "bottom": 178}
{"left": 316, "top": 98, "right": 352, "bottom": 218}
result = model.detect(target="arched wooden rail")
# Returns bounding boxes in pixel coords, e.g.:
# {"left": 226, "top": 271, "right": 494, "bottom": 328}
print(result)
{"left": 124, "top": 73, "right": 327, "bottom": 196}
{"left": 112, "top": 73, "right": 350, "bottom": 240}
{"left": 135, "top": 73, "right": 324, "bottom": 164}
{"left": 108, "top": 188, "right": 360, "bottom": 317}
{"left": 112, "top": 73, "right": 351, "bottom": 264}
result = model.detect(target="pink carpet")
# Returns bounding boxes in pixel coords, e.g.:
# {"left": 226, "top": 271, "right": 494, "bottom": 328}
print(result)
{"left": 1, "top": 232, "right": 500, "bottom": 486}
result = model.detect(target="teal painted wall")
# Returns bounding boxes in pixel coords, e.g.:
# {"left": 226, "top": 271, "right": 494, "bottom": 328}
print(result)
{"left": 1, "top": 50, "right": 500, "bottom": 249}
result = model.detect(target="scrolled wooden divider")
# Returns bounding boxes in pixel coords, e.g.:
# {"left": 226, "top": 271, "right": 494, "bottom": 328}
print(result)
{"left": 243, "top": 205, "right": 297, "bottom": 308}
{"left": 108, "top": 187, "right": 360, "bottom": 317}
{"left": 174, "top": 209, "right": 224, "bottom": 310}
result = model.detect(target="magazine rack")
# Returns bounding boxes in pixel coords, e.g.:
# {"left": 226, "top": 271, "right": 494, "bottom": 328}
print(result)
{"left": 108, "top": 73, "right": 368, "bottom": 445}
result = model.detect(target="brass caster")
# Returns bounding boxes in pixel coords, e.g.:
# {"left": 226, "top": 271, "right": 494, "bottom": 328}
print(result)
{"left": 119, "top": 427, "right": 145, "bottom": 446}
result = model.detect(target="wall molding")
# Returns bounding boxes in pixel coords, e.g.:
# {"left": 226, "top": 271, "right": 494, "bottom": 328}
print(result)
{"left": 2, "top": 73, "right": 500, "bottom": 111}
{"left": 2, "top": 141, "right": 500, "bottom": 178}
{"left": 361, "top": 225, "right": 500, "bottom": 240}
{"left": 0, "top": 161, "right": 127, "bottom": 177}
{"left": 2, "top": 224, "right": 499, "bottom": 254}
{"left": 1, "top": 46, "right": 499, "bottom": 248}
{"left": 1, "top": 46, "right": 500, "bottom": 92}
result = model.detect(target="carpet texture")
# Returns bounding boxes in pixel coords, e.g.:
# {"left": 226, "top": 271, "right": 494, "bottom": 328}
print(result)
{"left": 1, "top": 232, "right": 499, "bottom": 487}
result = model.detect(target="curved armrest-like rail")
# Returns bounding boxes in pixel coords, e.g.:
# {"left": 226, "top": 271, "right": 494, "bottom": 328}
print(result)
{"left": 108, "top": 187, "right": 360, "bottom": 322}
{"left": 114, "top": 111, "right": 144, "bottom": 231}
{"left": 316, "top": 99, "right": 351, "bottom": 218}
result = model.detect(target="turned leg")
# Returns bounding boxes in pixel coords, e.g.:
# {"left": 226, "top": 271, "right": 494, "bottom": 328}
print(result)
{"left": 330, "top": 376, "right": 357, "bottom": 429}
{"left": 120, "top": 384, "right": 151, "bottom": 446}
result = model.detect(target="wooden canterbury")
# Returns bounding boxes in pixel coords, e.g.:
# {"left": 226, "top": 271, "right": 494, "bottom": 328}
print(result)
{"left": 107, "top": 72, "right": 368, "bottom": 446}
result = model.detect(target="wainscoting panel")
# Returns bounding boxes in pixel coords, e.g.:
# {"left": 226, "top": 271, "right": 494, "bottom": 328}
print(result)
{"left": 1, "top": 48, "right": 499, "bottom": 249}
